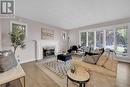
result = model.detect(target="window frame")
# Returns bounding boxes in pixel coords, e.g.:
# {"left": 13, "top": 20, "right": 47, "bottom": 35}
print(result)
{"left": 96, "top": 30, "right": 104, "bottom": 48}
{"left": 79, "top": 25, "right": 129, "bottom": 57}
{"left": 10, "top": 21, "right": 28, "bottom": 40}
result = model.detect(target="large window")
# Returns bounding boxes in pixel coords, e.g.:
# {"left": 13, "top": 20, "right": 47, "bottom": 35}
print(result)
{"left": 80, "top": 26, "right": 128, "bottom": 57}
{"left": 116, "top": 26, "right": 128, "bottom": 56}
{"left": 88, "top": 32, "right": 94, "bottom": 48}
{"left": 106, "top": 30, "right": 114, "bottom": 50}
{"left": 96, "top": 31, "right": 103, "bottom": 48}
{"left": 11, "top": 22, "right": 27, "bottom": 39}
{"left": 80, "top": 32, "right": 87, "bottom": 46}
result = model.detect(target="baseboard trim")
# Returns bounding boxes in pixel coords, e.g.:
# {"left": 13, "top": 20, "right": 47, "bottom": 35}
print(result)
{"left": 117, "top": 58, "right": 130, "bottom": 63}
{"left": 20, "top": 59, "right": 36, "bottom": 64}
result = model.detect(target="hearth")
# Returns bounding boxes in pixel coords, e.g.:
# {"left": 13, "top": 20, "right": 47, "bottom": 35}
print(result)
{"left": 43, "top": 47, "right": 55, "bottom": 58}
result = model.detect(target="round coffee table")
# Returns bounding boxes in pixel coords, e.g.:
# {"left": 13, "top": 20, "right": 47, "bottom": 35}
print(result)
{"left": 67, "top": 67, "right": 90, "bottom": 87}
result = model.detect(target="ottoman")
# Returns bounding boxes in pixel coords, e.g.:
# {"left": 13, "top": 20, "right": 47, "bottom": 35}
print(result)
{"left": 57, "top": 54, "right": 72, "bottom": 62}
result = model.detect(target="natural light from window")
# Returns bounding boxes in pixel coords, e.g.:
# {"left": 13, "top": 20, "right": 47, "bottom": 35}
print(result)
{"left": 80, "top": 26, "right": 128, "bottom": 57}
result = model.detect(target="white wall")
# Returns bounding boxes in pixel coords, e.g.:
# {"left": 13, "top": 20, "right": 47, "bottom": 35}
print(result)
{"left": 69, "top": 19, "right": 130, "bottom": 62}
{"left": 1, "top": 16, "right": 68, "bottom": 63}
{"left": 68, "top": 29, "right": 79, "bottom": 47}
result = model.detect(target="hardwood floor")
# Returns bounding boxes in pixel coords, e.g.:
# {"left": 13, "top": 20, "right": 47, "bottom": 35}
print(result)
{"left": 4, "top": 61, "right": 130, "bottom": 87}
{"left": 21, "top": 61, "right": 60, "bottom": 87}
{"left": 116, "top": 62, "right": 130, "bottom": 87}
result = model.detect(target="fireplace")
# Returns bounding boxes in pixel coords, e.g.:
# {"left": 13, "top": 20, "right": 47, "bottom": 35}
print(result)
{"left": 36, "top": 40, "right": 58, "bottom": 60}
{"left": 43, "top": 47, "right": 55, "bottom": 58}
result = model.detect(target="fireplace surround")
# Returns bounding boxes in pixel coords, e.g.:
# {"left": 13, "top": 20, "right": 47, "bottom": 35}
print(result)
{"left": 36, "top": 40, "right": 59, "bottom": 60}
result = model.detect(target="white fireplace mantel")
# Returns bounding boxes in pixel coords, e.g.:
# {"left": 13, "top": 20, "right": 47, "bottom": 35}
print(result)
{"left": 36, "top": 40, "right": 59, "bottom": 60}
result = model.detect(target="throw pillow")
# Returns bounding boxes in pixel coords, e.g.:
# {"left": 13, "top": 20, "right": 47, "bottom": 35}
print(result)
{"left": 83, "top": 54, "right": 101, "bottom": 64}
{"left": 96, "top": 51, "right": 109, "bottom": 66}
{"left": 95, "top": 48, "right": 104, "bottom": 54}
{"left": 103, "top": 52, "right": 117, "bottom": 72}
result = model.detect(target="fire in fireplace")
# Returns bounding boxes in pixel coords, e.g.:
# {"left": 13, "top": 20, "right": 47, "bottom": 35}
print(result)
{"left": 43, "top": 47, "right": 55, "bottom": 58}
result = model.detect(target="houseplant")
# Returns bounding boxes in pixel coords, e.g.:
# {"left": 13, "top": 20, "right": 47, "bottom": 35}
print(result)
{"left": 9, "top": 25, "right": 26, "bottom": 54}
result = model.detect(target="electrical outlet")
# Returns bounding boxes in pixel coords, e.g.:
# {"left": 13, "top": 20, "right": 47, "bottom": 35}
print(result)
{"left": 16, "top": 55, "right": 20, "bottom": 63}
{"left": 17, "top": 59, "right": 20, "bottom": 63}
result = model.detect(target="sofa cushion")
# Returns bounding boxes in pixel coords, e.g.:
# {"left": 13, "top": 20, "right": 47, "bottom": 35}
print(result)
{"left": 95, "top": 48, "right": 104, "bottom": 54}
{"left": 96, "top": 51, "right": 109, "bottom": 66}
{"left": 88, "top": 72, "right": 116, "bottom": 87}
{"left": 72, "top": 60, "right": 117, "bottom": 77}
{"left": 83, "top": 54, "right": 100, "bottom": 64}
{"left": 103, "top": 52, "right": 117, "bottom": 72}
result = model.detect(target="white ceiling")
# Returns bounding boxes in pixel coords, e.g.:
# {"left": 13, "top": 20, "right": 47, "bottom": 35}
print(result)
{"left": 15, "top": 0, "right": 130, "bottom": 29}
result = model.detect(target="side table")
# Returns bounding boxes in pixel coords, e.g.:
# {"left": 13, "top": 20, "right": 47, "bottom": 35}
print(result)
{"left": 0, "top": 64, "right": 26, "bottom": 87}
{"left": 67, "top": 67, "right": 90, "bottom": 87}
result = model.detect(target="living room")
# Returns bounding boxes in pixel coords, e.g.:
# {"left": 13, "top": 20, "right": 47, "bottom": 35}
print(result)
{"left": 0, "top": 0, "right": 130, "bottom": 87}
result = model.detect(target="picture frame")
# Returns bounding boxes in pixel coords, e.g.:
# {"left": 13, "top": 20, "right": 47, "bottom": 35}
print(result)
{"left": 41, "top": 28, "right": 54, "bottom": 40}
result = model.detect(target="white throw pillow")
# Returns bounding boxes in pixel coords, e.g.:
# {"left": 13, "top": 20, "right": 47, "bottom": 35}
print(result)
{"left": 83, "top": 54, "right": 100, "bottom": 64}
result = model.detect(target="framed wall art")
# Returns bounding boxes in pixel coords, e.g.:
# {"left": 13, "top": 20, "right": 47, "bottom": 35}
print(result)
{"left": 41, "top": 28, "right": 54, "bottom": 40}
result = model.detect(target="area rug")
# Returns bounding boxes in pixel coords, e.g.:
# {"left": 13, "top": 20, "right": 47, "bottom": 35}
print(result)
{"left": 36, "top": 58, "right": 116, "bottom": 87}
{"left": 43, "top": 60, "right": 71, "bottom": 79}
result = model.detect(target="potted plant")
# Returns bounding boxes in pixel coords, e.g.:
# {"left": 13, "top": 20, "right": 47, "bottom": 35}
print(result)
{"left": 9, "top": 25, "right": 26, "bottom": 55}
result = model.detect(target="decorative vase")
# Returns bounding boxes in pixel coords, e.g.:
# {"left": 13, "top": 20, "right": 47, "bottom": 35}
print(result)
{"left": 0, "top": 50, "right": 17, "bottom": 73}
{"left": 71, "top": 65, "right": 76, "bottom": 73}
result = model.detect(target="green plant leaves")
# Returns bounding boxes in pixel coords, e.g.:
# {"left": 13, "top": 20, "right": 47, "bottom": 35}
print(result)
{"left": 9, "top": 24, "right": 26, "bottom": 54}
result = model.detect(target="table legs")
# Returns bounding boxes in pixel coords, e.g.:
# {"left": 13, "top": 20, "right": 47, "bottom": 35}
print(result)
{"left": 23, "top": 76, "right": 25, "bottom": 87}
{"left": 67, "top": 77, "right": 68, "bottom": 87}
{"left": 67, "top": 76, "right": 86, "bottom": 87}
{"left": 0, "top": 76, "right": 25, "bottom": 87}
{"left": 6, "top": 83, "right": 10, "bottom": 87}
{"left": 83, "top": 83, "right": 85, "bottom": 87}
{"left": 79, "top": 83, "right": 82, "bottom": 87}
{"left": 79, "top": 83, "right": 85, "bottom": 87}
{"left": 20, "top": 76, "right": 26, "bottom": 87}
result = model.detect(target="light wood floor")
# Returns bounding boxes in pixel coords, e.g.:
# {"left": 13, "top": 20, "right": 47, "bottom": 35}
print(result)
{"left": 116, "top": 62, "right": 130, "bottom": 87}
{"left": 5, "top": 61, "right": 130, "bottom": 87}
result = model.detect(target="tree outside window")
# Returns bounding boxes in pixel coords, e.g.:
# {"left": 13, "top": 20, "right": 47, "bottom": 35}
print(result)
{"left": 96, "top": 31, "right": 103, "bottom": 48}
{"left": 81, "top": 32, "right": 87, "bottom": 46}
{"left": 106, "top": 30, "right": 114, "bottom": 50}
{"left": 88, "top": 32, "right": 94, "bottom": 48}
{"left": 116, "top": 27, "right": 128, "bottom": 56}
